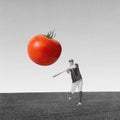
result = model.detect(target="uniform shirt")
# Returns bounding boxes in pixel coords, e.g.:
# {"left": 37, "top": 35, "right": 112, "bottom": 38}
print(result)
{"left": 69, "top": 63, "right": 82, "bottom": 83}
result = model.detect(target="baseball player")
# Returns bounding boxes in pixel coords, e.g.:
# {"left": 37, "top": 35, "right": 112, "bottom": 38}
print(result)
{"left": 67, "top": 59, "right": 83, "bottom": 106}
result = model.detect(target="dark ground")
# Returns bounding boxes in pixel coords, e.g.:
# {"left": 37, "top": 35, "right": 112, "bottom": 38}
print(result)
{"left": 0, "top": 92, "right": 120, "bottom": 120}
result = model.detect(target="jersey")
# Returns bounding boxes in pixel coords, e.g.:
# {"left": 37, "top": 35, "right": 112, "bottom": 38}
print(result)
{"left": 69, "top": 63, "right": 82, "bottom": 83}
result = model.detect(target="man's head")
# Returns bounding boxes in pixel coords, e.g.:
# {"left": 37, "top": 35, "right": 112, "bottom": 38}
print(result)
{"left": 68, "top": 59, "right": 74, "bottom": 66}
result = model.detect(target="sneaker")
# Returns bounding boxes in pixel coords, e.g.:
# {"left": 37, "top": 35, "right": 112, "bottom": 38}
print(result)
{"left": 76, "top": 102, "right": 82, "bottom": 106}
{"left": 68, "top": 96, "right": 72, "bottom": 100}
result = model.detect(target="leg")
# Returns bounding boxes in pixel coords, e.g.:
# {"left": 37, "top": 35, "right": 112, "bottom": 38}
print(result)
{"left": 69, "top": 82, "right": 77, "bottom": 100}
{"left": 76, "top": 91, "right": 82, "bottom": 106}
{"left": 77, "top": 80, "right": 83, "bottom": 106}
{"left": 79, "top": 91, "right": 83, "bottom": 103}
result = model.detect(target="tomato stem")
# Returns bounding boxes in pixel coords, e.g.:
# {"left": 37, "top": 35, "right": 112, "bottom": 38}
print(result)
{"left": 45, "top": 30, "right": 56, "bottom": 39}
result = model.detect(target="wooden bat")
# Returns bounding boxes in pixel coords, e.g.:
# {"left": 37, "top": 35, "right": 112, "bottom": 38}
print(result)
{"left": 53, "top": 70, "right": 67, "bottom": 77}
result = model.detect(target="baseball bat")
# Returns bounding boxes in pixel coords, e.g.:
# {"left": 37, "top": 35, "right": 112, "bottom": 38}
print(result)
{"left": 53, "top": 70, "right": 67, "bottom": 77}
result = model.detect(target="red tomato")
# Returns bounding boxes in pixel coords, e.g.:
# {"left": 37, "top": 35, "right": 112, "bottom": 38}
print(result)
{"left": 27, "top": 31, "right": 62, "bottom": 66}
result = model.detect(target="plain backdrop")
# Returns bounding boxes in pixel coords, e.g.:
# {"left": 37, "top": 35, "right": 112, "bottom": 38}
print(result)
{"left": 0, "top": 0, "right": 120, "bottom": 92}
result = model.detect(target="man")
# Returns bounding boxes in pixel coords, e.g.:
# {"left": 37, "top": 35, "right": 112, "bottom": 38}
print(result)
{"left": 67, "top": 59, "right": 83, "bottom": 106}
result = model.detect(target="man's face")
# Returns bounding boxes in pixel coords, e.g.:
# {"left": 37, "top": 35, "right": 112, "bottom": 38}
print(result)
{"left": 69, "top": 61, "right": 74, "bottom": 66}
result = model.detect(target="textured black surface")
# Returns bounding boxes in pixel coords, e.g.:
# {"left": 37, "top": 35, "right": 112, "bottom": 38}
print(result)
{"left": 0, "top": 92, "right": 120, "bottom": 120}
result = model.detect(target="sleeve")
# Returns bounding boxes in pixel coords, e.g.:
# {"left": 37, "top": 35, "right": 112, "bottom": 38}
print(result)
{"left": 67, "top": 69, "right": 71, "bottom": 73}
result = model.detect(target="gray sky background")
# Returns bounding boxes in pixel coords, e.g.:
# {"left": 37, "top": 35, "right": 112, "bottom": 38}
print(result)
{"left": 0, "top": 0, "right": 120, "bottom": 92}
